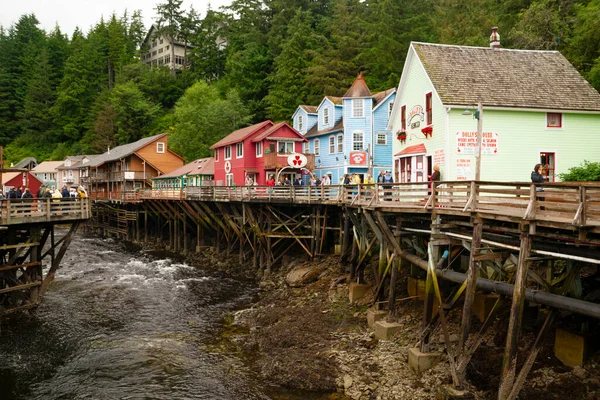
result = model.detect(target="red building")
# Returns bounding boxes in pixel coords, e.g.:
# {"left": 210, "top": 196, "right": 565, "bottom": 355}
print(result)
{"left": 211, "top": 121, "right": 313, "bottom": 186}
{"left": 1, "top": 171, "right": 43, "bottom": 196}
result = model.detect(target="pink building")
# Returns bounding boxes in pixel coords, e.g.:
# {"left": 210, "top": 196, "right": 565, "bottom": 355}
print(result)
{"left": 211, "top": 120, "right": 313, "bottom": 186}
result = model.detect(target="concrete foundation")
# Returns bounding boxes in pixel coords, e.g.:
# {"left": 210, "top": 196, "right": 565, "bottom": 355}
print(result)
{"left": 472, "top": 292, "right": 499, "bottom": 323}
{"left": 367, "top": 309, "right": 387, "bottom": 329}
{"left": 555, "top": 328, "right": 589, "bottom": 367}
{"left": 373, "top": 321, "right": 403, "bottom": 340}
{"left": 407, "top": 347, "right": 442, "bottom": 374}
{"left": 349, "top": 283, "right": 371, "bottom": 303}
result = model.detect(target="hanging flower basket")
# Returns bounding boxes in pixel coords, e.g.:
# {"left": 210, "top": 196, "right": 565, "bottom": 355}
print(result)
{"left": 397, "top": 130, "right": 407, "bottom": 143}
{"left": 421, "top": 125, "right": 433, "bottom": 138}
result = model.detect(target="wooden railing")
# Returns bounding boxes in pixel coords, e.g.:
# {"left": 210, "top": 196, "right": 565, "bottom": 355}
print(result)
{"left": 0, "top": 198, "right": 92, "bottom": 225}
{"left": 98, "top": 181, "right": 600, "bottom": 228}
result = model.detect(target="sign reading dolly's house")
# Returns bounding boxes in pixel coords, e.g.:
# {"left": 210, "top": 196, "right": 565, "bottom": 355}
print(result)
{"left": 456, "top": 132, "right": 499, "bottom": 155}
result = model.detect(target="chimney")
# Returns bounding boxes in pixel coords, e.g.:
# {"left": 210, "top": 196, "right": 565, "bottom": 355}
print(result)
{"left": 490, "top": 27, "right": 500, "bottom": 49}
{"left": 107, "top": 147, "right": 110, "bottom": 154}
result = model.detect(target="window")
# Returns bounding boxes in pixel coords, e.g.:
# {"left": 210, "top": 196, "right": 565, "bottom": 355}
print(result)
{"left": 156, "top": 142, "right": 165, "bottom": 153}
{"left": 158, "top": 48, "right": 163, "bottom": 54}
{"left": 256, "top": 142, "right": 263, "bottom": 157}
{"left": 226, "top": 173, "right": 234, "bottom": 186}
{"left": 215, "top": 149, "right": 219, "bottom": 162}
{"left": 352, "top": 131, "right": 364, "bottom": 151}
{"left": 388, "top": 102, "right": 394, "bottom": 118}
{"left": 540, "top": 152, "right": 556, "bottom": 182}
{"left": 166, "top": 45, "right": 170, "bottom": 50}
{"left": 425, "top": 93, "right": 432, "bottom": 125}
{"left": 298, "top": 115, "right": 303, "bottom": 131}
{"left": 376, "top": 132, "right": 387, "bottom": 145}
{"left": 164, "top": 55, "right": 170, "bottom": 64}
{"left": 337, "top": 134, "right": 343, "bottom": 153}
{"left": 304, "top": 141, "right": 310, "bottom": 153}
{"left": 401, "top": 105, "right": 406, "bottom": 131}
{"left": 547, "top": 113, "right": 562, "bottom": 128}
{"left": 175, "top": 55, "right": 185, "bottom": 65}
{"left": 224, "top": 145, "right": 232, "bottom": 160}
{"left": 236, "top": 142, "right": 243, "bottom": 158}
{"left": 352, "top": 99, "right": 364, "bottom": 118}
{"left": 277, "top": 141, "right": 294, "bottom": 153}
{"left": 329, "top": 136, "right": 335, "bottom": 154}
{"left": 160, "top": 39, "right": 164, "bottom": 44}
{"left": 314, "top": 139, "right": 320, "bottom": 156}
{"left": 324, "top": 108, "right": 330, "bottom": 125}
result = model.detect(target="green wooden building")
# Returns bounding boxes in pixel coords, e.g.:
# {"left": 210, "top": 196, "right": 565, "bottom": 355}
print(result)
{"left": 152, "top": 157, "right": 214, "bottom": 189}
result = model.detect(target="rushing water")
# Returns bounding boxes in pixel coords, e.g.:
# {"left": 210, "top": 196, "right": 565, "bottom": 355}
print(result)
{"left": 0, "top": 233, "right": 325, "bottom": 400}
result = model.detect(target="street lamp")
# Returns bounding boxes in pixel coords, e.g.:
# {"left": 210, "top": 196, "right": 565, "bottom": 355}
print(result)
{"left": 462, "top": 103, "right": 483, "bottom": 181}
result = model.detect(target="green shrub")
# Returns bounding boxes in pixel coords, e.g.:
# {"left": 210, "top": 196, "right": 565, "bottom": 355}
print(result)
{"left": 558, "top": 160, "right": 600, "bottom": 182}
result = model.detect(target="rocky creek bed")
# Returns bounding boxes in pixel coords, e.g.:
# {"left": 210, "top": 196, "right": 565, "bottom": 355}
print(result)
{"left": 173, "top": 247, "right": 600, "bottom": 400}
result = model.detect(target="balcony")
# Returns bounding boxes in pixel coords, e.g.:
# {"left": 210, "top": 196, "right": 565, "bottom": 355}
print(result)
{"left": 263, "top": 153, "right": 315, "bottom": 170}
{"left": 81, "top": 171, "right": 154, "bottom": 183}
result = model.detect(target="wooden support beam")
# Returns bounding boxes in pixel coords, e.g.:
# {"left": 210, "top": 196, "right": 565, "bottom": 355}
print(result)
{"left": 0, "top": 281, "right": 42, "bottom": 294}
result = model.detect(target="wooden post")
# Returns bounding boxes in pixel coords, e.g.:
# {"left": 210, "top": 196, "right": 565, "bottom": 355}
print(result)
{"left": 498, "top": 224, "right": 532, "bottom": 400}
{"left": 388, "top": 250, "right": 399, "bottom": 318}
{"left": 340, "top": 210, "right": 351, "bottom": 268}
{"left": 183, "top": 214, "right": 187, "bottom": 253}
{"left": 458, "top": 218, "right": 483, "bottom": 353}
{"left": 144, "top": 210, "right": 148, "bottom": 244}
{"left": 136, "top": 210, "right": 140, "bottom": 243}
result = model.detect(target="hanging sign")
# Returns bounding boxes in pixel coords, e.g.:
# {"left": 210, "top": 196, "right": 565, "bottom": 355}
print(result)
{"left": 224, "top": 160, "right": 232, "bottom": 173}
{"left": 349, "top": 151, "right": 367, "bottom": 165}
{"left": 456, "top": 158, "right": 472, "bottom": 180}
{"left": 124, "top": 172, "right": 135, "bottom": 180}
{"left": 287, "top": 153, "right": 308, "bottom": 168}
{"left": 456, "top": 132, "right": 499, "bottom": 155}
{"left": 409, "top": 105, "right": 424, "bottom": 129}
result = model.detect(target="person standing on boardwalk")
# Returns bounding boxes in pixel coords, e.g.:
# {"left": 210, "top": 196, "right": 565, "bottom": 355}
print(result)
{"left": 531, "top": 163, "right": 545, "bottom": 185}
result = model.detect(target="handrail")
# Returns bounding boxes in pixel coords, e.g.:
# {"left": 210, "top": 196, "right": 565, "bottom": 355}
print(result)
{"left": 0, "top": 198, "right": 92, "bottom": 225}
{"left": 89, "top": 181, "right": 600, "bottom": 228}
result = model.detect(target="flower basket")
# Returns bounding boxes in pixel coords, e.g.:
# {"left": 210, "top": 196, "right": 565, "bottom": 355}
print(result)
{"left": 421, "top": 125, "right": 433, "bottom": 138}
{"left": 397, "top": 131, "right": 407, "bottom": 143}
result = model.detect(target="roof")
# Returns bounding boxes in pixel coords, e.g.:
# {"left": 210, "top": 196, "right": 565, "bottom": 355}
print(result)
{"left": 300, "top": 105, "right": 317, "bottom": 114}
{"left": 0, "top": 172, "right": 19, "bottom": 183}
{"left": 325, "top": 96, "right": 343, "bottom": 105}
{"left": 251, "top": 122, "right": 308, "bottom": 143}
{"left": 14, "top": 157, "right": 37, "bottom": 169}
{"left": 343, "top": 72, "right": 372, "bottom": 98}
{"left": 373, "top": 88, "right": 396, "bottom": 108}
{"left": 211, "top": 121, "right": 274, "bottom": 149}
{"left": 57, "top": 155, "right": 86, "bottom": 170}
{"left": 305, "top": 119, "right": 345, "bottom": 138}
{"left": 154, "top": 157, "right": 214, "bottom": 179}
{"left": 412, "top": 42, "right": 600, "bottom": 111}
{"left": 31, "top": 161, "right": 64, "bottom": 173}
{"left": 88, "top": 133, "right": 169, "bottom": 168}
{"left": 395, "top": 143, "right": 427, "bottom": 156}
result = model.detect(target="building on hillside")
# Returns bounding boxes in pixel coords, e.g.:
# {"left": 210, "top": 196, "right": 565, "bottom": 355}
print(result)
{"left": 13, "top": 157, "right": 38, "bottom": 170}
{"left": 141, "top": 25, "right": 192, "bottom": 70}
{"left": 1, "top": 171, "right": 43, "bottom": 196}
{"left": 152, "top": 157, "right": 214, "bottom": 189}
{"left": 388, "top": 29, "right": 600, "bottom": 183}
{"left": 211, "top": 121, "right": 312, "bottom": 186}
{"left": 57, "top": 155, "right": 97, "bottom": 189}
{"left": 80, "top": 133, "right": 185, "bottom": 198}
{"left": 31, "top": 161, "right": 63, "bottom": 189}
{"left": 292, "top": 73, "right": 396, "bottom": 185}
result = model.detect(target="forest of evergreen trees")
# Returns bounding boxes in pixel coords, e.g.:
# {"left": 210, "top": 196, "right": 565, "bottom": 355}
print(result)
{"left": 1, "top": 0, "right": 600, "bottom": 164}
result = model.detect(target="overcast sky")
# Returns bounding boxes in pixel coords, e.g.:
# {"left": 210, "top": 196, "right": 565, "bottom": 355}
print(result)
{"left": 1, "top": 0, "right": 232, "bottom": 36}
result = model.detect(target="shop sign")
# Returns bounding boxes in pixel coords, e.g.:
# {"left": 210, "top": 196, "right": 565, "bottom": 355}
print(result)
{"left": 409, "top": 105, "right": 424, "bottom": 129}
{"left": 124, "top": 172, "right": 135, "bottom": 180}
{"left": 349, "top": 151, "right": 367, "bottom": 165}
{"left": 456, "top": 131, "right": 499, "bottom": 155}
{"left": 224, "top": 160, "right": 232, "bottom": 173}
{"left": 456, "top": 158, "right": 472, "bottom": 180}
{"left": 287, "top": 153, "right": 308, "bottom": 168}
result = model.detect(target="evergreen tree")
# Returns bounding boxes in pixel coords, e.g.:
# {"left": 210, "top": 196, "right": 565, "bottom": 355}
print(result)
{"left": 509, "top": 0, "right": 574, "bottom": 50}
{"left": 154, "top": 0, "right": 184, "bottom": 74}
{"left": 189, "top": 7, "right": 227, "bottom": 82}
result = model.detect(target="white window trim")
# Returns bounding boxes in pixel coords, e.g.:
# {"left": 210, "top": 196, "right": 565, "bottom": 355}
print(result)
{"left": 277, "top": 141, "right": 294, "bottom": 154}
{"left": 236, "top": 142, "right": 244, "bottom": 158}
{"left": 226, "top": 173, "right": 234, "bottom": 186}
{"left": 376, "top": 132, "right": 387, "bottom": 145}
{"left": 352, "top": 99, "right": 364, "bottom": 118}
{"left": 352, "top": 131, "right": 364, "bottom": 151}
{"left": 256, "top": 141, "right": 263, "bottom": 157}
{"left": 156, "top": 142, "right": 165, "bottom": 153}
{"left": 298, "top": 115, "right": 304, "bottom": 131}
{"left": 329, "top": 135, "right": 335, "bottom": 154}
{"left": 215, "top": 149, "right": 220, "bottom": 162}
{"left": 314, "top": 139, "right": 320, "bottom": 156}
{"left": 304, "top": 141, "right": 310, "bottom": 153}
{"left": 388, "top": 102, "right": 394, "bottom": 119}
{"left": 546, "top": 112, "right": 564, "bottom": 130}
{"left": 337, "top": 134, "right": 343, "bottom": 153}
{"left": 224, "top": 145, "right": 232, "bottom": 160}
{"left": 324, "top": 107, "right": 330, "bottom": 125}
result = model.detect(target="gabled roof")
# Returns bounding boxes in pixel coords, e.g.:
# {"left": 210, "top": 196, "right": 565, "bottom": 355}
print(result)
{"left": 395, "top": 143, "right": 427, "bottom": 156}
{"left": 14, "top": 157, "right": 37, "bottom": 169}
{"left": 343, "top": 72, "right": 372, "bottom": 98}
{"left": 300, "top": 105, "right": 317, "bottom": 114}
{"left": 88, "top": 133, "right": 170, "bottom": 168}
{"left": 210, "top": 121, "right": 274, "bottom": 149}
{"left": 412, "top": 42, "right": 600, "bottom": 111}
{"left": 305, "top": 119, "right": 344, "bottom": 138}
{"left": 1, "top": 171, "right": 42, "bottom": 186}
{"left": 31, "top": 161, "right": 64, "bottom": 173}
{"left": 57, "top": 155, "right": 86, "bottom": 170}
{"left": 251, "top": 122, "right": 308, "bottom": 143}
{"left": 373, "top": 88, "right": 396, "bottom": 108}
{"left": 155, "top": 157, "right": 214, "bottom": 179}
{"left": 324, "top": 96, "right": 343, "bottom": 105}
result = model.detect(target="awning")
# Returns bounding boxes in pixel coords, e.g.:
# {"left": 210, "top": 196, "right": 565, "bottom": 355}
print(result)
{"left": 394, "top": 143, "right": 427, "bottom": 157}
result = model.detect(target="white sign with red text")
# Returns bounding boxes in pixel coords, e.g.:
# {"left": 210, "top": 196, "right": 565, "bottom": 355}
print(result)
{"left": 456, "top": 158, "right": 472, "bottom": 180}
{"left": 456, "top": 131, "right": 499, "bottom": 155}
{"left": 433, "top": 149, "right": 445, "bottom": 166}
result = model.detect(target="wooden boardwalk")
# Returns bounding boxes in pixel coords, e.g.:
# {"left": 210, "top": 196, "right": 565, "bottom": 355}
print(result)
{"left": 0, "top": 198, "right": 91, "bottom": 226}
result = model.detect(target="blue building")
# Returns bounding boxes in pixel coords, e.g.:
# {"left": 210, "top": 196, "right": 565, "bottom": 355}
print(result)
{"left": 292, "top": 73, "right": 396, "bottom": 184}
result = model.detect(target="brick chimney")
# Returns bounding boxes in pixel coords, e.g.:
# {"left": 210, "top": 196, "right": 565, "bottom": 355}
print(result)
{"left": 490, "top": 27, "right": 500, "bottom": 49}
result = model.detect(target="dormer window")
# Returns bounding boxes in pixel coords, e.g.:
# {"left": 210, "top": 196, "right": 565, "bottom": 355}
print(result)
{"left": 298, "top": 115, "right": 304, "bottom": 131}
{"left": 156, "top": 142, "right": 165, "bottom": 153}
{"left": 547, "top": 113, "right": 562, "bottom": 128}
{"left": 352, "top": 99, "right": 364, "bottom": 118}
{"left": 388, "top": 102, "right": 394, "bottom": 118}
{"left": 324, "top": 108, "right": 330, "bottom": 125}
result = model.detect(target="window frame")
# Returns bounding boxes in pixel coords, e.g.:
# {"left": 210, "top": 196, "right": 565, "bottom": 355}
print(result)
{"left": 352, "top": 99, "right": 364, "bottom": 118}
{"left": 401, "top": 105, "right": 407, "bottom": 131}
{"left": 277, "top": 141, "right": 294, "bottom": 154}
{"left": 337, "top": 134, "right": 343, "bottom": 153}
{"left": 303, "top": 141, "right": 310, "bottom": 153}
{"left": 256, "top": 141, "right": 263, "bottom": 157}
{"left": 324, "top": 107, "right": 330, "bottom": 125}
{"left": 298, "top": 115, "right": 304, "bottom": 131}
{"left": 329, "top": 135, "right": 335, "bottom": 154}
{"left": 425, "top": 93, "right": 432, "bottom": 125}
{"left": 388, "top": 102, "right": 394, "bottom": 119}
{"left": 314, "top": 139, "right": 320, "bottom": 156}
{"left": 215, "top": 148, "right": 220, "bottom": 162}
{"left": 376, "top": 132, "right": 387, "bottom": 145}
{"left": 236, "top": 142, "right": 244, "bottom": 158}
{"left": 156, "top": 142, "right": 165, "bottom": 153}
{"left": 352, "top": 131, "right": 364, "bottom": 151}
{"left": 224, "top": 145, "right": 232, "bottom": 160}
{"left": 540, "top": 152, "right": 556, "bottom": 182}
{"left": 546, "top": 113, "right": 563, "bottom": 129}
{"left": 226, "top": 173, "right": 234, "bottom": 186}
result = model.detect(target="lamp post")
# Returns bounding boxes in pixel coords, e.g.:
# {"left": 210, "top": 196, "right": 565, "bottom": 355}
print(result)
{"left": 474, "top": 103, "right": 483, "bottom": 181}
